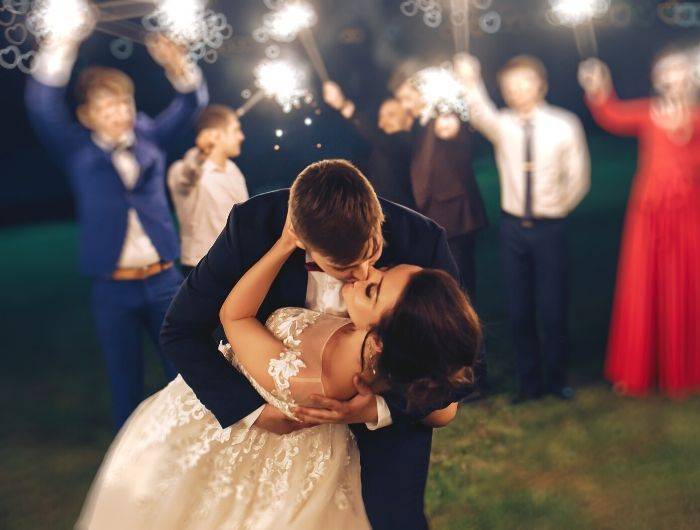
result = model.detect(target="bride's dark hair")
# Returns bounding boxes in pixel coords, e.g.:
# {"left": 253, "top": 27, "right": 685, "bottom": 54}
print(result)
{"left": 366, "top": 269, "right": 481, "bottom": 415}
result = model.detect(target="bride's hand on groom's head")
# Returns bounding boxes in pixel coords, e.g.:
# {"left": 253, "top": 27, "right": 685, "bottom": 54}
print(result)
{"left": 277, "top": 211, "right": 304, "bottom": 253}
{"left": 292, "top": 375, "right": 379, "bottom": 426}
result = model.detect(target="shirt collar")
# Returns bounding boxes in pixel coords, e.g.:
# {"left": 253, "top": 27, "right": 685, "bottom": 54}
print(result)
{"left": 91, "top": 130, "right": 136, "bottom": 152}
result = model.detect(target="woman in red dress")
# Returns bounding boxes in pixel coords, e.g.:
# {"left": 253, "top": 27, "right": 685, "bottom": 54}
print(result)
{"left": 578, "top": 51, "right": 700, "bottom": 397}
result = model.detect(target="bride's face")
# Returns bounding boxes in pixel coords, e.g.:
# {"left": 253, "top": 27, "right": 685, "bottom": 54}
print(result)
{"left": 342, "top": 264, "right": 421, "bottom": 329}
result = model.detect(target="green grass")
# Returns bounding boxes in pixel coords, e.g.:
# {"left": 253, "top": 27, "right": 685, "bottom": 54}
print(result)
{"left": 1, "top": 135, "right": 699, "bottom": 529}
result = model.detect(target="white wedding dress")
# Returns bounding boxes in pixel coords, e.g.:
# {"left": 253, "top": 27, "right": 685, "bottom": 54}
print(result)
{"left": 77, "top": 308, "right": 372, "bottom": 530}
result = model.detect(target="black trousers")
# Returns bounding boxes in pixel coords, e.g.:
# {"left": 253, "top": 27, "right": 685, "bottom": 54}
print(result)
{"left": 500, "top": 214, "right": 569, "bottom": 396}
{"left": 448, "top": 232, "right": 488, "bottom": 391}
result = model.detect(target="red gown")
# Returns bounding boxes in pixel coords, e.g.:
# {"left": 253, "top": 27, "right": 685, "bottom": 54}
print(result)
{"left": 587, "top": 94, "right": 700, "bottom": 397}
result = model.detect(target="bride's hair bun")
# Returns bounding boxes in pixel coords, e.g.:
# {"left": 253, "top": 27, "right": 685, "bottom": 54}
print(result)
{"left": 368, "top": 269, "right": 482, "bottom": 415}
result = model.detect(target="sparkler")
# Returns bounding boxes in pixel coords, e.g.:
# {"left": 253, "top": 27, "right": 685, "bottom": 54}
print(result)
{"left": 412, "top": 65, "right": 470, "bottom": 124}
{"left": 449, "top": 0, "right": 470, "bottom": 54}
{"left": 237, "top": 59, "right": 311, "bottom": 116}
{"left": 260, "top": 1, "right": 329, "bottom": 82}
{"left": 548, "top": 0, "right": 610, "bottom": 58}
{"left": 27, "top": 0, "right": 95, "bottom": 42}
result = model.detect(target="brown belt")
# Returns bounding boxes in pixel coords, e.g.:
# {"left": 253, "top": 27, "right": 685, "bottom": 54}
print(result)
{"left": 111, "top": 261, "right": 173, "bottom": 281}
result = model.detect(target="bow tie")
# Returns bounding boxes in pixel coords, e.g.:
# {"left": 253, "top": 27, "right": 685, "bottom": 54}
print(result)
{"left": 305, "top": 261, "right": 323, "bottom": 273}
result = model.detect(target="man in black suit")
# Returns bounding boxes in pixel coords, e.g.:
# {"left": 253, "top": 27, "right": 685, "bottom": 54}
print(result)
{"left": 161, "top": 159, "right": 461, "bottom": 529}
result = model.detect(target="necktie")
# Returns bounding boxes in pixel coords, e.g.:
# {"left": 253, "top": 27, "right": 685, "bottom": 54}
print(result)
{"left": 522, "top": 120, "right": 534, "bottom": 227}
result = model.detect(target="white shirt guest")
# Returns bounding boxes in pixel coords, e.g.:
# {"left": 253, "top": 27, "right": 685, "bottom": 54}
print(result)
{"left": 167, "top": 105, "right": 249, "bottom": 268}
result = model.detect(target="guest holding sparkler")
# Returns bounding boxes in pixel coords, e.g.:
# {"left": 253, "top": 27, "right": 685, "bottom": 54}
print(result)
{"left": 390, "top": 61, "right": 488, "bottom": 305}
{"left": 168, "top": 105, "right": 248, "bottom": 276}
{"left": 25, "top": 15, "right": 208, "bottom": 427}
{"left": 579, "top": 51, "right": 700, "bottom": 397}
{"left": 456, "top": 54, "right": 590, "bottom": 403}
{"left": 322, "top": 80, "right": 416, "bottom": 208}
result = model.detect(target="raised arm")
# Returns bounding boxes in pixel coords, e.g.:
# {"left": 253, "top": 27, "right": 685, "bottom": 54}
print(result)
{"left": 579, "top": 58, "right": 646, "bottom": 137}
{"left": 138, "top": 35, "right": 209, "bottom": 147}
{"left": 25, "top": 41, "right": 86, "bottom": 169}
{"left": 219, "top": 217, "right": 300, "bottom": 357}
{"left": 454, "top": 53, "right": 501, "bottom": 144}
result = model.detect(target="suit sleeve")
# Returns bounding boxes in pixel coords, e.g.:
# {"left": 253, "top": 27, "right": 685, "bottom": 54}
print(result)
{"left": 25, "top": 77, "right": 84, "bottom": 173}
{"left": 139, "top": 77, "right": 209, "bottom": 148}
{"left": 585, "top": 92, "right": 647, "bottom": 137}
{"left": 161, "top": 205, "right": 266, "bottom": 428}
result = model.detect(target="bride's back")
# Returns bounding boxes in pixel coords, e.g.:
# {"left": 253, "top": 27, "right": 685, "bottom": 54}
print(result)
{"left": 224, "top": 308, "right": 358, "bottom": 418}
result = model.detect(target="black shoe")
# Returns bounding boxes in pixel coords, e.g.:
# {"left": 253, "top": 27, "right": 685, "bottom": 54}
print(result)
{"left": 549, "top": 386, "right": 575, "bottom": 400}
{"left": 510, "top": 390, "right": 543, "bottom": 405}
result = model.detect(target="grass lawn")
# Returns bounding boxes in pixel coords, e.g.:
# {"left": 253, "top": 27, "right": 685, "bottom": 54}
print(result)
{"left": 1, "top": 135, "right": 698, "bottom": 529}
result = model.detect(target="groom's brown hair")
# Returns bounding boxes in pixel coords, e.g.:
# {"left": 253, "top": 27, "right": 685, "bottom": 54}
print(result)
{"left": 289, "top": 159, "right": 384, "bottom": 266}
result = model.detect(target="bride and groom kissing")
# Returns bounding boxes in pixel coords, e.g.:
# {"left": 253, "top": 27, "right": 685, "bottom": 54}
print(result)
{"left": 77, "top": 159, "right": 482, "bottom": 529}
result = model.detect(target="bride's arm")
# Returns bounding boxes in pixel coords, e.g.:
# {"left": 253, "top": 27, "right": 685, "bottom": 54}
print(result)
{"left": 422, "top": 402, "right": 458, "bottom": 428}
{"left": 219, "top": 216, "right": 300, "bottom": 355}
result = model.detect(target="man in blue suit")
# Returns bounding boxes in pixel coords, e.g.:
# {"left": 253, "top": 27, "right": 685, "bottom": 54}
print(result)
{"left": 25, "top": 33, "right": 208, "bottom": 428}
{"left": 161, "top": 159, "right": 465, "bottom": 529}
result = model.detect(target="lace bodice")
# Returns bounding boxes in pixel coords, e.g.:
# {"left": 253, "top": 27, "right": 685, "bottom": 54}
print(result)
{"left": 219, "top": 307, "right": 352, "bottom": 420}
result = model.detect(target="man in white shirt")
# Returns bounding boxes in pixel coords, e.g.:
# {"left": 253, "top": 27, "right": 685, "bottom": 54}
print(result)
{"left": 168, "top": 105, "right": 249, "bottom": 275}
{"left": 456, "top": 54, "right": 591, "bottom": 403}
{"left": 25, "top": 29, "right": 208, "bottom": 427}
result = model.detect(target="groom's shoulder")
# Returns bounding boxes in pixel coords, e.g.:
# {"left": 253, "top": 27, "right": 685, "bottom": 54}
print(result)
{"left": 234, "top": 188, "right": 290, "bottom": 221}
{"left": 379, "top": 198, "right": 443, "bottom": 239}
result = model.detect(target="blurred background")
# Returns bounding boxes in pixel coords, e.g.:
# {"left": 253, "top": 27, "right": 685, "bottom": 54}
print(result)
{"left": 1, "top": 1, "right": 699, "bottom": 529}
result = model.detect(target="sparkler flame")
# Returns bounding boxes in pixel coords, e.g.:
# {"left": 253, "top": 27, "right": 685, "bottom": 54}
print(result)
{"left": 548, "top": 0, "right": 610, "bottom": 26}
{"left": 412, "top": 65, "right": 470, "bottom": 122}
{"left": 28, "top": 0, "right": 93, "bottom": 42}
{"left": 152, "top": 0, "right": 207, "bottom": 44}
{"left": 255, "top": 59, "right": 309, "bottom": 113}
{"left": 265, "top": 1, "right": 317, "bottom": 42}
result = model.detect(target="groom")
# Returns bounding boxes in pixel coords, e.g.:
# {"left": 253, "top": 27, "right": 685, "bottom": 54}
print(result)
{"left": 161, "top": 159, "right": 462, "bottom": 529}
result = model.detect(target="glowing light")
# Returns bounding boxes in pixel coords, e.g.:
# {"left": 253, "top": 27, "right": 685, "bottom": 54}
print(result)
{"left": 275, "top": 129, "right": 284, "bottom": 137}
{"left": 304, "top": 117, "right": 312, "bottom": 125}
{"left": 274, "top": 144, "right": 281, "bottom": 151}
{"left": 412, "top": 65, "right": 470, "bottom": 122}
{"left": 316, "top": 143, "right": 322, "bottom": 149}
{"left": 264, "top": 1, "right": 316, "bottom": 42}
{"left": 141, "top": 0, "right": 232, "bottom": 64}
{"left": 152, "top": 0, "right": 206, "bottom": 43}
{"left": 548, "top": 0, "right": 610, "bottom": 26}
{"left": 254, "top": 59, "right": 309, "bottom": 113}
{"left": 28, "top": 0, "right": 93, "bottom": 41}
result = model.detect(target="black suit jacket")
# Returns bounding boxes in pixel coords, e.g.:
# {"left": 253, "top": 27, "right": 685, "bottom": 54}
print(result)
{"left": 161, "top": 189, "right": 460, "bottom": 530}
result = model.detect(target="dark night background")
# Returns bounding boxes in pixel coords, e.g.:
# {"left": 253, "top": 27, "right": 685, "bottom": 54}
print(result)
{"left": 0, "top": 0, "right": 697, "bottom": 226}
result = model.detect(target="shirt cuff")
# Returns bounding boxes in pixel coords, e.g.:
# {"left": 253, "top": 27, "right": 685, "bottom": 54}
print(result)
{"left": 365, "top": 395, "right": 393, "bottom": 430}
{"left": 241, "top": 404, "right": 266, "bottom": 429}
{"left": 33, "top": 43, "right": 79, "bottom": 87}
{"left": 166, "top": 64, "right": 203, "bottom": 94}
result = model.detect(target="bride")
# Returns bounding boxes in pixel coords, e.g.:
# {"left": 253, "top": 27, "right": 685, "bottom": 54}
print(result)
{"left": 77, "top": 216, "right": 482, "bottom": 530}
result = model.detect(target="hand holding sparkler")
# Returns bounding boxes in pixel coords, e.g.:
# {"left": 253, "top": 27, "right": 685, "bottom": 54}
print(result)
{"left": 578, "top": 58, "right": 611, "bottom": 102}
{"left": 548, "top": 0, "right": 609, "bottom": 58}
{"left": 322, "top": 81, "right": 355, "bottom": 118}
{"left": 453, "top": 53, "right": 481, "bottom": 89}
{"left": 146, "top": 34, "right": 190, "bottom": 79}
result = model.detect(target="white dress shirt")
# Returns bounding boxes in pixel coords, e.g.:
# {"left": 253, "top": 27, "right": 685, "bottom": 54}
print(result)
{"left": 33, "top": 42, "right": 203, "bottom": 270}
{"left": 168, "top": 151, "right": 249, "bottom": 267}
{"left": 241, "top": 254, "right": 393, "bottom": 431}
{"left": 466, "top": 83, "right": 591, "bottom": 218}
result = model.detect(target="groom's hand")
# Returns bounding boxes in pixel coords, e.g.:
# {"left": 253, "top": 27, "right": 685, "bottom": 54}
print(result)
{"left": 293, "top": 375, "right": 379, "bottom": 425}
{"left": 254, "top": 405, "right": 315, "bottom": 435}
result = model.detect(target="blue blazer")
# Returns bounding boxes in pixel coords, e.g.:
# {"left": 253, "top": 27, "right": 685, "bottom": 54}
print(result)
{"left": 161, "top": 189, "right": 462, "bottom": 530}
{"left": 25, "top": 77, "right": 209, "bottom": 277}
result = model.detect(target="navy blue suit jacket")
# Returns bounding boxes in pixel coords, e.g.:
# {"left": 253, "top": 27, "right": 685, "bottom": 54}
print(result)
{"left": 25, "top": 77, "right": 208, "bottom": 277}
{"left": 161, "top": 189, "right": 461, "bottom": 529}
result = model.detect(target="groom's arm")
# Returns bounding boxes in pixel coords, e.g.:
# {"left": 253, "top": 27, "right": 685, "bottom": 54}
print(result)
{"left": 161, "top": 206, "right": 266, "bottom": 428}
